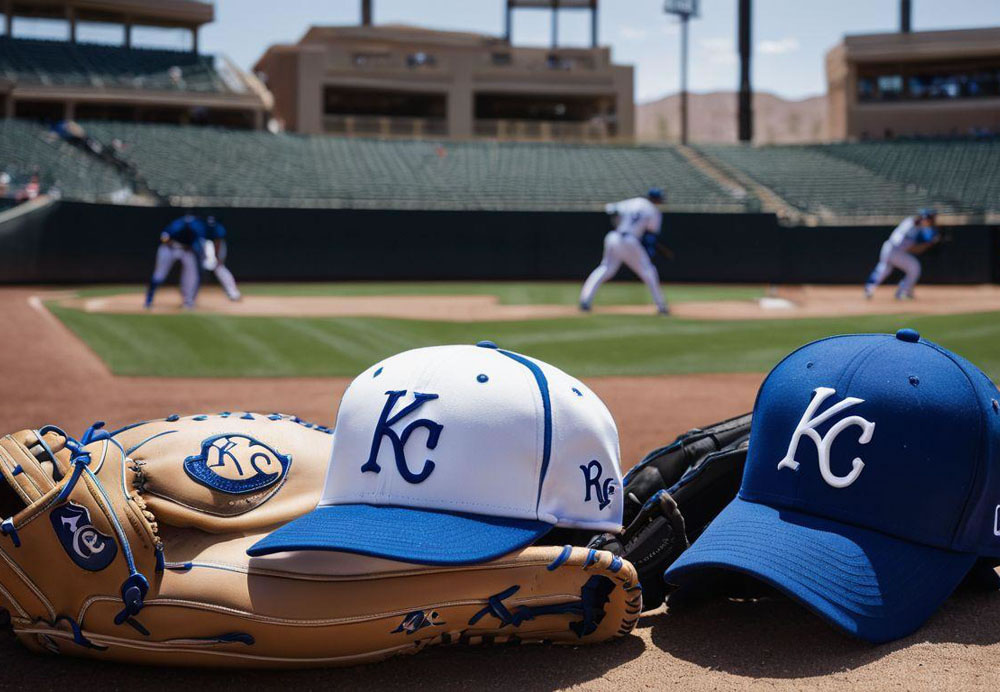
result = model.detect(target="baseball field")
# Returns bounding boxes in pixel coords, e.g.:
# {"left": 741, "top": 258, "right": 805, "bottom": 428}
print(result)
{"left": 4, "top": 280, "right": 1000, "bottom": 690}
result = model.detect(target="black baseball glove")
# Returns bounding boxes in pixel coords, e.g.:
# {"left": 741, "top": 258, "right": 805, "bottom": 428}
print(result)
{"left": 588, "top": 413, "right": 753, "bottom": 611}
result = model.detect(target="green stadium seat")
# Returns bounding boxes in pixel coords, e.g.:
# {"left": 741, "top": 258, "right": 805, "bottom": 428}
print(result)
{"left": 696, "top": 144, "right": 957, "bottom": 218}
{"left": 819, "top": 141, "right": 999, "bottom": 215}
{"left": 0, "top": 120, "right": 128, "bottom": 200}
{"left": 0, "top": 37, "right": 228, "bottom": 93}
{"left": 77, "top": 122, "right": 752, "bottom": 211}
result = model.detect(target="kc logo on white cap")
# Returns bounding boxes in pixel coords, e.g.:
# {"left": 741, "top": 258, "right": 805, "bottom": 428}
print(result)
{"left": 249, "top": 341, "right": 623, "bottom": 564}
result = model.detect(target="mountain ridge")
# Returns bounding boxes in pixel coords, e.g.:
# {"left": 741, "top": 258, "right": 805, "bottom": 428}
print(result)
{"left": 636, "top": 91, "right": 827, "bottom": 144}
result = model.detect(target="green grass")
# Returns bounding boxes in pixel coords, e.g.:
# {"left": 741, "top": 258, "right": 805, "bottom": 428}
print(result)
{"left": 49, "top": 303, "right": 1000, "bottom": 379}
{"left": 67, "top": 282, "right": 765, "bottom": 305}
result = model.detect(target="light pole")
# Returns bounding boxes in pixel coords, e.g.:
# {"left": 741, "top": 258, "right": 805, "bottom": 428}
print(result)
{"left": 664, "top": 1, "right": 699, "bottom": 145}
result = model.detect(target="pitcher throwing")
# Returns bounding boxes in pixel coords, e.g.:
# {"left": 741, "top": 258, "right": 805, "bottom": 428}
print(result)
{"left": 580, "top": 188, "right": 669, "bottom": 315}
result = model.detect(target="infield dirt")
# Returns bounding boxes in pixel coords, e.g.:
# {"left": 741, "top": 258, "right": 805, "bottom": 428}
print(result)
{"left": 61, "top": 283, "right": 1000, "bottom": 321}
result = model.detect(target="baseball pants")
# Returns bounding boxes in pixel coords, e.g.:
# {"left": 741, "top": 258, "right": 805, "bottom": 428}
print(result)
{"left": 148, "top": 244, "right": 200, "bottom": 308}
{"left": 211, "top": 241, "right": 241, "bottom": 301}
{"left": 580, "top": 231, "right": 667, "bottom": 311}
{"left": 866, "top": 241, "right": 921, "bottom": 297}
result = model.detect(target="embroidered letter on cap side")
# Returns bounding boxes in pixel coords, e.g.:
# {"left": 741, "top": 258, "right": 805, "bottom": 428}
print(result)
{"left": 580, "top": 459, "right": 616, "bottom": 510}
{"left": 361, "top": 390, "right": 443, "bottom": 484}
{"left": 777, "top": 387, "right": 876, "bottom": 489}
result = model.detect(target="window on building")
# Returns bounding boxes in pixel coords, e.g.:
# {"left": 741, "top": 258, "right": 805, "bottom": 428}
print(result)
{"left": 876, "top": 75, "right": 903, "bottom": 99}
{"left": 475, "top": 93, "right": 612, "bottom": 123}
{"left": 352, "top": 52, "right": 392, "bottom": 68}
{"left": 406, "top": 52, "right": 436, "bottom": 68}
{"left": 858, "top": 58, "right": 1000, "bottom": 102}
{"left": 324, "top": 86, "right": 446, "bottom": 119}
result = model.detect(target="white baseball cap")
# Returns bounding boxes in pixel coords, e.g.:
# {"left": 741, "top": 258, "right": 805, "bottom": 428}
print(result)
{"left": 248, "top": 341, "right": 623, "bottom": 564}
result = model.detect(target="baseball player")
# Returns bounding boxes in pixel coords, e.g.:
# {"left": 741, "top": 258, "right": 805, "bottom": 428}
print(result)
{"left": 864, "top": 208, "right": 940, "bottom": 300}
{"left": 203, "top": 216, "right": 242, "bottom": 302}
{"left": 580, "top": 188, "right": 669, "bottom": 315}
{"left": 144, "top": 214, "right": 215, "bottom": 309}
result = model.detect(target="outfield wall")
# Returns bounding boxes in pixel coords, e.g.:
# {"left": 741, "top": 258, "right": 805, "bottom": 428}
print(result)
{"left": 0, "top": 201, "right": 995, "bottom": 284}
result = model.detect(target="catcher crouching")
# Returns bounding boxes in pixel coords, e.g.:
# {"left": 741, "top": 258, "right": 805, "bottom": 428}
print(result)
{"left": 0, "top": 344, "right": 641, "bottom": 667}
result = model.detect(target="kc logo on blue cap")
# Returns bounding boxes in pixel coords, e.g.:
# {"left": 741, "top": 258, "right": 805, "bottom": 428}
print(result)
{"left": 777, "top": 387, "right": 876, "bottom": 489}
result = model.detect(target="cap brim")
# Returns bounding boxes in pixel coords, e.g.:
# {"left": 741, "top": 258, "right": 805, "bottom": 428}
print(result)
{"left": 664, "top": 498, "right": 977, "bottom": 643}
{"left": 247, "top": 504, "right": 552, "bottom": 565}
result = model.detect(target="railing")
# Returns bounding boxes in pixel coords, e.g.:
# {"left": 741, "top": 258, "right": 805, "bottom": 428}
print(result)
{"left": 323, "top": 115, "right": 447, "bottom": 137}
{"left": 322, "top": 115, "right": 618, "bottom": 141}
{"left": 474, "top": 118, "right": 616, "bottom": 141}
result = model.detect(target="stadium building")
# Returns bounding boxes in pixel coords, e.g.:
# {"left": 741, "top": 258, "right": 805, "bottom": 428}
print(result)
{"left": 254, "top": 20, "right": 633, "bottom": 141}
{"left": 0, "top": 0, "right": 269, "bottom": 128}
{"left": 826, "top": 27, "right": 1000, "bottom": 140}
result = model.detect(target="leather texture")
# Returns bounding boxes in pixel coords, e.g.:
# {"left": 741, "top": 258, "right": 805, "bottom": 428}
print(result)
{"left": 0, "top": 414, "right": 640, "bottom": 667}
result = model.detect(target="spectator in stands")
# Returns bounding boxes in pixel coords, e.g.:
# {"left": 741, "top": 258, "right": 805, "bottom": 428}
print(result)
{"left": 168, "top": 66, "right": 184, "bottom": 88}
{"left": 202, "top": 215, "right": 241, "bottom": 302}
{"left": 15, "top": 175, "right": 40, "bottom": 204}
{"left": 864, "top": 208, "right": 941, "bottom": 300}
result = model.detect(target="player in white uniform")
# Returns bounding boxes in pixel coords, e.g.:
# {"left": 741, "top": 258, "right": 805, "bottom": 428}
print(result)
{"left": 579, "top": 188, "right": 669, "bottom": 315}
{"left": 203, "top": 216, "right": 242, "bottom": 302}
{"left": 864, "top": 209, "right": 940, "bottom": 300}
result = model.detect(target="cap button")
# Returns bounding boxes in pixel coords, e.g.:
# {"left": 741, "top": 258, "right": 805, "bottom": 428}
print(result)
{"left": 896, "top": 328, "right": 920, "bottom": 343}
{"left": 476, "top": 340, "right": 499, "bottom": 349}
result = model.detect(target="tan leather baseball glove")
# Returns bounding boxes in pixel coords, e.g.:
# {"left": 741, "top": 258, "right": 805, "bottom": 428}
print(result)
{"left": 0, "top": 414, "right": 640, "bottom": 667}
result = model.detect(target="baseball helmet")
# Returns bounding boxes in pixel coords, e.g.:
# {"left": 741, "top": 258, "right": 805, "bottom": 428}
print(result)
{"left": 918, "top": 208, "right": 937, "bottom": 220}
{"left": 647, "top": 187, "right": 665, "bottom": 203}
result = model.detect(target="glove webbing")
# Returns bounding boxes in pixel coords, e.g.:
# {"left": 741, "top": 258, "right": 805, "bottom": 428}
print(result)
{"left": 8, "top": 423, "right": 152, "bottom": 640}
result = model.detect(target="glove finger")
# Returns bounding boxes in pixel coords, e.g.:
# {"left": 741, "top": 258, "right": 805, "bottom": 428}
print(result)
{"left": 617, "top": 490, "right": 688, "bottom": 612}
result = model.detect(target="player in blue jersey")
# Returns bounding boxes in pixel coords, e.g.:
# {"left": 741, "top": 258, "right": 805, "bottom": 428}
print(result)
{"left": 144, "top": 214, "right": 215, "bottom": 309}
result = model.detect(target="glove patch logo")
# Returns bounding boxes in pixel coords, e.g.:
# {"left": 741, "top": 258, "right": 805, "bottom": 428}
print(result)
{"left": 361, "top": 390, "right": 442, "bottom": 484}
{"left": 581, "top": 460, "right": 616, "bottom": 510}
{"left": 391, "top": 610, "right": 444, "bottom": 635}
{"left": 184, "top": 433, "right": 292, "bottom": 495}
{"left": 776, "top": 386, "right": 875, "bottom": 489}
{"left": 50, "top": 502, "right": 118, "bottom": 572}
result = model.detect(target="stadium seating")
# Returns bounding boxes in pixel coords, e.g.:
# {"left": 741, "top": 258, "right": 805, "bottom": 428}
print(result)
{"left": 818, "top": 141, "right": 1000, "bottom": 215}
{"left": 2, "top": 115, "right": 995, "bottom": 218}
{"left": 77, "top": 122, "right": 751, "bottom": 211}
{"left": 0, "top": 37, "right": 228, "bottom": 93}
{"left": 0, "top": 120, "right": 128, "bottom": 200}
{"left": 696, "top": 144, "right": 953, "bottom": 218}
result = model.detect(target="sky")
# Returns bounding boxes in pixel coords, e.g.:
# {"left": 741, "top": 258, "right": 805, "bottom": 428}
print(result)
{"left": 12, "top": 1, "right": 1000, "bottom": 103}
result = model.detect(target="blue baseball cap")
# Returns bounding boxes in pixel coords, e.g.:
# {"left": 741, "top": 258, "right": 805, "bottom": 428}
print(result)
{"left": 665, "top": 329, "right": 1000, "bottom": 643}
{"left": 647, "top": 187, "right": 665, "bottom": 202}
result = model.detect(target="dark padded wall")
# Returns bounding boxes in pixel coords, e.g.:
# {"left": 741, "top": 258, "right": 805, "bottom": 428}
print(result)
{"left": 0, "top": 201, "right": 995, "bottom": 284}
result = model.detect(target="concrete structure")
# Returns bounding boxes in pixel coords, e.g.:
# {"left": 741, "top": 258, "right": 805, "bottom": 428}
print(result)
{"left": 826, "top": 27, "right": 1000, "bottom": 140}
{"left": 5, "top": 0, "right": 212, "bottom": 50}
{"left": 0, "top": 0, "right": 270, "bottom": 128}
{"left": 254, "top": 24, "right": 634, "bottom": 141}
